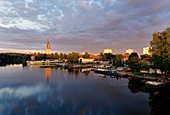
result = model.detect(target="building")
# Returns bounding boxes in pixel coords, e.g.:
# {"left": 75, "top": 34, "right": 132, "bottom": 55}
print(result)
{"left": 45, "top": 39, "right": 51, "bottom": 54}
{"left": 31, "top": 54, "right": 40, "bottom": 61}
{"left": 90, "top": 54, "right": 99, "bottom": 58}
{"left": 104, "top": 49, "right": 112, "bottom": 54}
{"left": 123, "top": 53, "right": 130, "bottom": 61}
{"left": 82, "top": 52, "right": 85, "bottom": 55}
{"left": 93, "top": 59, "right": 111, "bottom": 64}
{"left": 126, "top": 49, "right": 134, "bottom": 54}
{"left": 78, "top": 58, "right": 95, "bottom": 63}
{"left": 143, "top": 47, "right": 150, "bottom": 55}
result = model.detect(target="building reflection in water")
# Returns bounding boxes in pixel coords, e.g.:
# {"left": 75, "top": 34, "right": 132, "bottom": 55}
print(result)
{"left": 64, "top": 70, "right": 66, "bottom": 79}
{"left": 45, "top": 68, "right": 51, "bottom": 84}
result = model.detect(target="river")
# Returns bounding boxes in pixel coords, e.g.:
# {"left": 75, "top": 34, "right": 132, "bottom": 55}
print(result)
{"left": 0, "top": 64, "right": 169, "bottom": 115}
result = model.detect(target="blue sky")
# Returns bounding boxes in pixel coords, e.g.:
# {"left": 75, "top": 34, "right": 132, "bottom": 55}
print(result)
{"left": 0, "top": 0, "right": 170, "bottom": 54}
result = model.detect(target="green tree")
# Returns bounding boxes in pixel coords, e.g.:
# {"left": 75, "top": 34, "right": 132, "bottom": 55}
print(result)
{"left": 128, "top": 53, "right": 140, "bottom": 72}
{"left": 138, "top": 60, "right": 149, "bottom": 71}
{"left": 67, "top": 52, "right": 79, "bottom": 63}
{"left": 63, "top": 53, "right": 67, "bottom": 59}
{"left": 82, "top": 52, "right": 90, "bottom": 58}
{"left": 54, "top": 53, "right": 59, "bottom": 59}
{"left": 140, "top": 54, "right": 150, "bottom": 60}
{"left": 59, "top": 53, "right": 64, "bottom": 59}
{"left": 128, "top": 52, "right": 139, "bottom": 60}
{"left": 115, "top": 59, "right": 123, "bottom": 67}
{"left": 100, "top": 52, "right": 104, "bottom": 59}
{"left": 16, "top": 57, "right": 21, "bottom": 64}
{"left": 150, "top": 28, "right": 170, "bottom": 75}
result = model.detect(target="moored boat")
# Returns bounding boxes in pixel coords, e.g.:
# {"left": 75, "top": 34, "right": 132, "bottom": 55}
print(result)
{"left": 95, "top": 68, "right": 109, "bottom": 74}
{"left": 145, "top": 80, "right": 170, "bottom": 91}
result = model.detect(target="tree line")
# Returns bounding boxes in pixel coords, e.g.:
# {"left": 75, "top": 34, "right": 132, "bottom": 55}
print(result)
{"left": 0, "top": 54, "right": 30, "bottom": 66}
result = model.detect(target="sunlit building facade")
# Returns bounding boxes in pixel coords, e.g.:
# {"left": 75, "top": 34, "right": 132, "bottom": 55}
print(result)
{"left": 45, "top": 39, "right": 51, "bottom": 54}
{"left": 126, "top": 49, "right": 134, "bottom": 54}
{"left": 143, "top": 47, "right": 150, "bottom": 55}
{"left": 104, "top": 49, "right": 112, "bottom": 54}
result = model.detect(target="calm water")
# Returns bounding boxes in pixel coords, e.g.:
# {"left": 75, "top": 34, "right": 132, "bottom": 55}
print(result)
{"left": 0, "top": 65, "right": 169, "bottom": 115}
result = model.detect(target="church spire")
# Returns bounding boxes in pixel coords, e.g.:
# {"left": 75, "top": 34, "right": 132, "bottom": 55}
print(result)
{"left": 45, "top": 39, "right": 51, "bottom": 54}
{"left": 48, "top": 38, "right": 49, "bottom": 44}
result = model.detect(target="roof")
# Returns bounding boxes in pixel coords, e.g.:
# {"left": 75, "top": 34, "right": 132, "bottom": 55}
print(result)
{"left": 31, "top": 54, "right": 40, "bottom": 56}
{"left": 79, "top": 58, "right": 95, "bottom": 59}
{"left": 124, "top": 54, "right": 130, "bottom": 58}
{"left": 93, "top": 59, "right": 111, "bottom": 61}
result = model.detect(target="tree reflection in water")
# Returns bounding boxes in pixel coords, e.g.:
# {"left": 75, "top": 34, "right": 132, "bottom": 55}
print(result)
{"left": 128, "top": 78, "right": 170, "bottom": 115}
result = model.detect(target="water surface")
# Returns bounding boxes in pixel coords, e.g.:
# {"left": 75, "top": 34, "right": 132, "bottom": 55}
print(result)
{"left": 0, "top": 65, "right": 169, "bottom": 115}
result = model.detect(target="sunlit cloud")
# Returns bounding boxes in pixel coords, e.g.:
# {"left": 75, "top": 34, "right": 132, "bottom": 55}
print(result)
{"left": 0, "top": 0, "right": 169, "bottom": 54}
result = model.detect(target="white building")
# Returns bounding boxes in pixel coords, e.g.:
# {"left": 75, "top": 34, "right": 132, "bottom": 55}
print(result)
{"left": 104, "top": 49, "right": 112, "bottom": 54}
{"left": 143, "top": 47, "right": 150, "bottom": 55}
{"left": 126, "top": 49, "right": 134, "bottom": 54}
{"left": 78, "top": 58, "right": 95, "bottom": 63}
{"left": 82, "top": 52, "right": 85, "bottom": 55}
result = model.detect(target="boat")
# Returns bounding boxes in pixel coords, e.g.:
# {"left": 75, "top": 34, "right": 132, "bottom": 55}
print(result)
{"left": 27, "top": 60, "right": 63, "bottom": 66}
{"left": 145, "top": 80, "right": 170, "bottom": 91}
{"left": 109, "top": 70, "right": 117, "bottom": 75}
{"left": 95, "top": 68, "right": 109, "bottom": 74}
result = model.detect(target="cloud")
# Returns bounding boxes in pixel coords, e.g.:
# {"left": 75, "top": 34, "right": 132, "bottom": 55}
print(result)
{"left": 0, "top": 84, "right": 49, "bottom": 99}
{"left": 0, "top": 0, "right": 170, "bottom": 54}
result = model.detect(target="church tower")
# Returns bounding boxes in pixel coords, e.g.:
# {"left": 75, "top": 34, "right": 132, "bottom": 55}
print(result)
{"left": 45, "top": 39, "right": 51, "bottom": 54}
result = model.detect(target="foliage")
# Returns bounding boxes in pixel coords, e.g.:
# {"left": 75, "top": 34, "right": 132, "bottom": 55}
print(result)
{"left": 116, "top": 54, "right": 124, "bottom": 60}
{"left": 63, "top": 53, "right": 67, "bottom": 59}
{"left": 115, "top": 59, "right": 123, "bottom": 67}
{"left": 67, "top": 52, "right": 79, "bottom": 63}
{"left": 54, "top": 53, "right": 59, "bottom": 59}
{"left": 128, "top": 53, "right": 140, "bottom": 72}
{"left": 149, "top": 27, "right": 170, "bottom": 74}
{"left": 0, "top": 54, "right": 30, "bottom": 65}
{"left": 59, "top": 53, "right": 64, "bottom": 59}
{"left": 138, "top": 60, "right": 149, "bottom": 71}
{"left": 140, "top": 54, "right": 150, "bottom": 60}
{"left": 100, "top": 53, "right": 115, "bottom": 59}
{"left": 82, "top": 52, "right": 90, "bottom": 58}
{"left": 128, "top": 52, "right": 139, "bottom": 60}
{"left": 35, "top": 54, "right": 46, "bottom": 60}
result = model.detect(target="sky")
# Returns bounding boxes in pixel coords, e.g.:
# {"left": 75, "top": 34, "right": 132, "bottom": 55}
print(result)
{"left": 0, "top": 0, "right": 170, "bottom": 54}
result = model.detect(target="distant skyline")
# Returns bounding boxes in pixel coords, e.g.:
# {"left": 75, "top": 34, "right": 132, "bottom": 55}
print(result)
{"left": 0, "top": 0, "right": 170, "bottom": 54}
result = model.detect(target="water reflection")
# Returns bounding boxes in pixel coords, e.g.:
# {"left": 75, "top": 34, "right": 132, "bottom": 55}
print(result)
{"left": 45, "top": 68, "right": 51, "bottom": 84}
{"left": 128, "top": 78, "right": 170, "bottom": 115}
{"left": 0, "top": 65, "right": 170, "bottom": 115}
{"left": 149, "top": 91, "right": 170, "bottom": 115}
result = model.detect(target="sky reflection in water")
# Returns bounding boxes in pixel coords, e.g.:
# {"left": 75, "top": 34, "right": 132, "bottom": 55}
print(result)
{"left": 0, "top": 65, "right": 160, "bottom": 115}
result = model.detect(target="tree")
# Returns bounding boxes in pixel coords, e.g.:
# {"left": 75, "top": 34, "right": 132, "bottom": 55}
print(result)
{"left": 54, "top": 53, "right": 59, "bottom": 59}
{"left": 59, "top": 53, "right": 64, "bottom": 59}
{"left": 115, "top": 59, "right": 123, "bottom": 67}
{"left": 16, "top": 57, "right": 21, "bottom": 64}
{"left": 138, "top": 60, "right": 149, "bottom": 71}
{"left": 82, "top": 52, "right": 90, "bottom": 58}
{"left": 128, "top": 53, "right": 140, "bottom": 72}
{"left": 63, "top": 53, "right": 67, "bottom": 59}
{"left": 150, "top": 28, "right": 170, "bottom": 75}
{"left": 128, "top": 52, "right": 139, "bottom": 60}
{"left": 67, "top": 52, "right": 79, "bottom": 63}
{"left": 100, "top": 52, "right": 104, "bottom": 59}
{"left": 105, "top": 53, "right": 114, "bottom": 59}
{"left": 140, "top": 54, "right": 150, "bottom": 60}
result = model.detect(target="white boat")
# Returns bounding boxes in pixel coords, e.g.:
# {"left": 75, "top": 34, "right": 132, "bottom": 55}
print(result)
{"left": 145, "top": 80, "right": 170, "bottom": 90}
{"left": 95, "top": 68, "right": 109, "bottom": 74}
